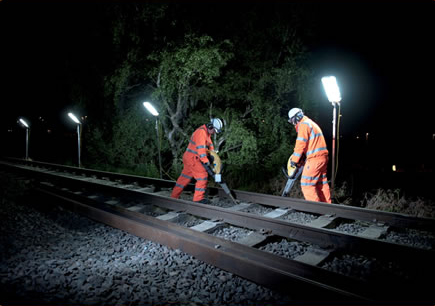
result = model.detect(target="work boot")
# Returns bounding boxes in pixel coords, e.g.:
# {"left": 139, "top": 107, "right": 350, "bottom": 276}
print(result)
{"left": 195, "top": 198, "right": 210, "bottom": 204}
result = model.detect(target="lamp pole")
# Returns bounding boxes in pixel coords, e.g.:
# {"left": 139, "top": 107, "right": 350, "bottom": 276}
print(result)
{"left": 321, "top": 76, "right": 342, "bottom": 193}
{"left": 155, "top": 117, "right": 162, "bottom": 179}
{"left": 19, "top": 118, "right": 30, "bottom": 160}
{"left": 68, "top": 112, "right": 82, "bottom": 167}
{"left": 143, "top": 102, "right": 162, "bottom": 179}
{"left": 331, "top": 102, "right": 338, "bottom": 191}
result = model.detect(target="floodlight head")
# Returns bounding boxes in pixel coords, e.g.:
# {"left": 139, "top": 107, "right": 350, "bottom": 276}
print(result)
{"left": 321, "top": 76, "right": 342, "bottom": 103}
{"left": 68, "top": 112, "right": 81, "bottom": 124}
{"left": 143, "top": 102, "right": 159, "bottom": 116}
{"left": 19, "top": 118, "right": 29, "bottom": 128}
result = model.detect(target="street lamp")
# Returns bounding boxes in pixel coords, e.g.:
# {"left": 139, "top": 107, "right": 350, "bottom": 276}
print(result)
{"left": 68, "top": 112, "right": 82, "bottom": 167}
{"left": 321, "top": 76, "right": 342, "bottom": 193}
{"left": 18, "top": 118, "right": 30, "bottom": 160}
{"left": 143, "top": 102, "right": 162, "bottom": 179}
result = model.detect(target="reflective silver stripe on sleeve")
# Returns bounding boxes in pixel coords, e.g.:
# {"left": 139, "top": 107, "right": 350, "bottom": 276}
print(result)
{"left": 309, "top": 132, "right": 323, "bottom": 140}
{"left": 302, "top": 121, "right": 312, "bottom": 129}
{"left": 186, "top": 148, "right": 198, "bottom": 155}
{"left": 306, "top": 147, "right": 327, "bottom": 156}
{"left": 196, "top": 177, "right": 208, "bottom": 181}
{"left": 181, "top": 173, "right": 192, "bottom": 179}
{"left": 195, "top": 187, "right": 207, "bottom": 192}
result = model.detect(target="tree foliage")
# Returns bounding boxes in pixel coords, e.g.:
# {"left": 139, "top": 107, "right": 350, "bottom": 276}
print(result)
{"left": 148, "top": 34, "right": 233, "bottom": 170}
{"left": 69, "top": 3, "right": 320, "bottom": 192}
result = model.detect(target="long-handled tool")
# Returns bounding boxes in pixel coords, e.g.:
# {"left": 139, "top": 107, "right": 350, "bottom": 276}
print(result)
{"left": 281, "top": 154, "right": 304, "bottom": 197}
{"left": 203, "top": 150, "right": 239, "bottom": 205}
{"left": 281, "top": 166, "right": 303, "bottom": 197}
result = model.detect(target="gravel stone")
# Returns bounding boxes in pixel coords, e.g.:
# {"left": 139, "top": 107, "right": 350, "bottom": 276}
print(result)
{"left": 383, "top": 228, "right": 435, "bottom": 250}
{"left": 241, "top": 204, "right": 274, "bottom": 216}
{"left": 0, "top": 172, "right": 294, "bottom": 305}
{"left": 277, "top": 210, "right": 318, "bottom": 224}
{"left": 259, "top": 238, "right": 310, "bottom": 260}
{"left": 321, "top": 252, "right": 413, "bottom": 282}
{"left": 210, "top": 226, "right": 253, "bottom": 242}
{"left": 333, "top": 220, "right": 369, "bottom": 235}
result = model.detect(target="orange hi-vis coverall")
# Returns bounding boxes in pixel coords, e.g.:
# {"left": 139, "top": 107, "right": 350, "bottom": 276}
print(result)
{"left": 171, "top": 124, "right": 215, "bottom": 202}
{"left": 290, "top": 116, "right": 331, "bottom": 203}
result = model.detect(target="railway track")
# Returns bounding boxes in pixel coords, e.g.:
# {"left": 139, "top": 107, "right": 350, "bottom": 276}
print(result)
{"left": 1, "top": 157, "right": 434, "bottom": 302}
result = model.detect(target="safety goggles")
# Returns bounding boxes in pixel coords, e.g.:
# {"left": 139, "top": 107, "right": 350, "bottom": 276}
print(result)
{"left": 288, "top": 118, "right": 296, "bottom": 125}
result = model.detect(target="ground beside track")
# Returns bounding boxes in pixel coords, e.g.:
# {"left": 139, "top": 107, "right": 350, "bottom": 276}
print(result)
{"left": 0, "top": 173, "right": 295, "bottom": 305}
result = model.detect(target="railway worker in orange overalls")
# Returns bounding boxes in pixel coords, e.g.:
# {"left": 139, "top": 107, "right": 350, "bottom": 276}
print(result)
{"left": 170, "top": 118, "right": 224, "bottom": 204}
{"left": 288, "top": 108, "right": 331, "bottom": 203}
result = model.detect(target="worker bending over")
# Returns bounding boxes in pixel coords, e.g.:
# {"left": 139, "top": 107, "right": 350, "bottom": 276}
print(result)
{"left": 171, "top": 118, "right": 224, "bottom": 204}
{"left": 288, "top": 108, "right": 331, "bottom": 203}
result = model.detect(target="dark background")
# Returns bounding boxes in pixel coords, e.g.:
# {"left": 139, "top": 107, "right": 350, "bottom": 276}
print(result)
{"left": 1, "top": 0, "right": 434, "bottom": 198}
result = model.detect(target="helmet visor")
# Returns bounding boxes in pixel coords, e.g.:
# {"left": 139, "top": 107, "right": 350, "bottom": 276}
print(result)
{"left": 212, "top": 119, "right": 222, "bottom": 133}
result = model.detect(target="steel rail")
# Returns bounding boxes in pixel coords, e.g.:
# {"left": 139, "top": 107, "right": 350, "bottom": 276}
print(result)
{"left": 226, "top": 189, "right": 435, "bottom": 232}
{"left": 33, "top": 184, "right": 389, "bottom": 302}
{"left": 2, "top": 159, "right": 435, "bottom": 269}
{"left": 2, "top": 160, "right": 434, "bottom": 302}
{"left": 148, "top": 195, "right": 435, "bottom": 269}
{"left": 3, "top": 157, "right": 435, "bottom": 233}
{"left": 1, "top": 157, "right": 182, "bottom": 190}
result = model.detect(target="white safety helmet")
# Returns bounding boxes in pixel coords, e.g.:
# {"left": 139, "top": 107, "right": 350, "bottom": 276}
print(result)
{"left": 209, "top": 118, "right": 223, "bottom": 133}
{"left": 288, "top": 108, "right": 304, "bottom": 125}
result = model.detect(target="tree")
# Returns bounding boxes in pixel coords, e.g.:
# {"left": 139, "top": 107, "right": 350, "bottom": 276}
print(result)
{"left": 199, "top": 3, "right": 316, "bottom": 190}
{"left": 70, "top": 2, "right": 320, "bottom": 191}
{"left": 148, "top": 34, "right": 233, "bottom": 171}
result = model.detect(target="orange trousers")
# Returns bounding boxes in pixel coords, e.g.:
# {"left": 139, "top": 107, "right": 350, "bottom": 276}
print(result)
{"left": 300, "top": 155, "right": 331, "bottom": 203}
{"left": 171, "top": 153, "right": 208, "bottom": 202}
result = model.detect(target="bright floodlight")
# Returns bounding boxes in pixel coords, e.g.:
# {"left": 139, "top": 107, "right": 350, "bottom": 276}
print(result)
{"left": 19, "top": 118, "right": 29, "bottom": 128}
{"left": 68, "top": 112, "right": 81, "bottom": 124}
{"left": 143, "top": 102, "right": 159, "bottom": 117}
{"left": 321, "top": 76, "right": 342, "bottom": 103}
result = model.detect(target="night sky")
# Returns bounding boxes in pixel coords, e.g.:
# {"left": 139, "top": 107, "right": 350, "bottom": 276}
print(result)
{"left": 1, "top": 0, "right": 434, "bottom": 168}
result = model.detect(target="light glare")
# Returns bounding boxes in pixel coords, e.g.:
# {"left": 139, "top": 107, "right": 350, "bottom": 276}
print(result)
{"left": 19, "top": 118, "right": 29, "bottom": 128}
{"left": 68, "top": 112, "right": 81, "bottom": 124}
{"left": 143, "top": 102, "right": 159, "bottom": 116}
{"left": 321, "top": 76, "right": 342, "bottom": 103}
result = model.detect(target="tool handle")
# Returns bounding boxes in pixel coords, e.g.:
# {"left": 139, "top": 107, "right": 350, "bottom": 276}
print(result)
{"left": 202, "top": 162, "right": 215, "bottom": 176}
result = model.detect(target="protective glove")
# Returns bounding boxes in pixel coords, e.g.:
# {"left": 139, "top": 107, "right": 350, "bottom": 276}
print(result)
{"left": 288, "top": 160, "right": 299, "bottom": 179}
{"left": 203, "top": 162, "right": 215, "bottom": 176}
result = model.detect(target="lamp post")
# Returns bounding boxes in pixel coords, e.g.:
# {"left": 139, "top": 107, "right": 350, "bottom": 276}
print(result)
{"left": 19, "top": 118, "right": 30, "bottom": 160}
{"left": 143, "top": 101, "right": 162, "bottom": 179}
{"left": 321, "top": 76, "right": 342, "bottom": 193}
{"left": 68, "top": 112, "right": 82, "bottom": 167}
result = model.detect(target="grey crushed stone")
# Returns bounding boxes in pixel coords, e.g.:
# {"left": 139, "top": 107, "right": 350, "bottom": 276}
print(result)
{"left": 0, "top": 174, "right": 294, "bottom": 305}
{"left": 277, "top": 210, "right": 318, "bottom": 225}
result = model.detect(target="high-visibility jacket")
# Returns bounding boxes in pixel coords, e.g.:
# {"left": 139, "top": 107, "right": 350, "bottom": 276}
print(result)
{"left": 171, "top": 124, "right": 215, "bottom": 202}
{"left": 185, "top": 124, "right": 215, "bottom": 164}
{"left": 290, "top": 116, "right": 331, "bottom": 203}
{"left": 290, "top": 116, "right": 328, "bottom": 164}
